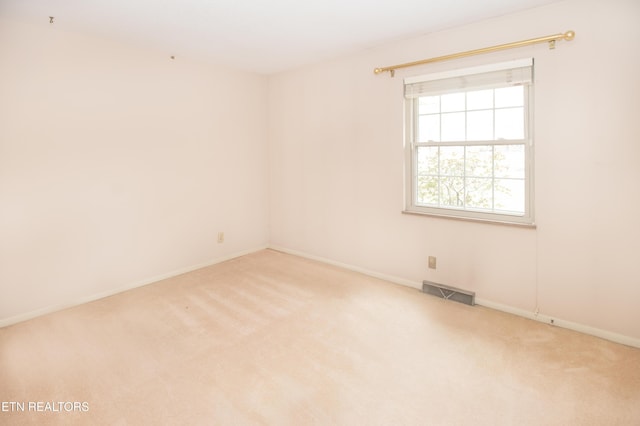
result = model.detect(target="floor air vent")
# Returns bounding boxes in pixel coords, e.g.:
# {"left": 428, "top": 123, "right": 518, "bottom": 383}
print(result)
{"left": 422, "top": 281, "right": 475, "bottom": 306}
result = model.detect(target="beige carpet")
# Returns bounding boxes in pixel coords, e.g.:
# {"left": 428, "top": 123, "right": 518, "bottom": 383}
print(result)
{"left": 1, "top": 249, "right": 639, "bottom": 425}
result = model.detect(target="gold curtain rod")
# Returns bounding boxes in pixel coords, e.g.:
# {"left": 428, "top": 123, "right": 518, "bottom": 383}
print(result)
{"left": 374, "top": 30, "right": 575, "bottom": 76}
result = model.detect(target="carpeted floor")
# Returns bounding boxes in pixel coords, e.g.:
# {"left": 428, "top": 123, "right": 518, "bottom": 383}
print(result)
{"left": 1, "top": 249, "right": 639, "bottom": 425}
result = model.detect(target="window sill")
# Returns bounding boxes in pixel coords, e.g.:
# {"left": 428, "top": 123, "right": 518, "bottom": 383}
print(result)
{"left": 401, "top": 210, "right": 537, "bottom": 229}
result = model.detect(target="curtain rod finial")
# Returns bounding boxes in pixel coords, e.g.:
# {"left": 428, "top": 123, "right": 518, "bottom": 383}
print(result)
{"left": 373, "top": 67, "right": 396, "bottom": 77}
{"left": 564, "top": 30, "right": 575, "bottom": 41}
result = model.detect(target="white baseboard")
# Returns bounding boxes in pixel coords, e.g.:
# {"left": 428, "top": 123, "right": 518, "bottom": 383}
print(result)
{"left": 269, "top": 245, "right": 640, "bottom": 349}
{"left": 475, "top": 298, "right": 640, "bottom": 349}
{"left": 269, "top": 245, "right": 422, "bottom": 290}
{"left": 6, "top": 244, "right": 638, "bottom": 349}
{"left": 0, "top": 246, "right": 268, "bottom": 328}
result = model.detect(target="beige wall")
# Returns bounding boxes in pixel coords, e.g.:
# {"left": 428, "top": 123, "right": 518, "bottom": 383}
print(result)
{"left": 269, "top": 0, "right": 640, "bottom": 343}
{"left": 0, "top": 18, "right": 270, "bottom": 323}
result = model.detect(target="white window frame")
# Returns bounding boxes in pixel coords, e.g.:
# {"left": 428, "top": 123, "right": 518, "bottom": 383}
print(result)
{"left": 403, "top": 59, "right": 535, "bottom": 226}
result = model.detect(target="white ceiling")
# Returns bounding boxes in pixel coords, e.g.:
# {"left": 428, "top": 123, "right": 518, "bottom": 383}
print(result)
{"left": 1, "top": 0, "right": 565, "bottom": 74}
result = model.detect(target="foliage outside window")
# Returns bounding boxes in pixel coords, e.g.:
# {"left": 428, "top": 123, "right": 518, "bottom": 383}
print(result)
{"left": 404, "top": 59, "right": 534, "bottom": 225}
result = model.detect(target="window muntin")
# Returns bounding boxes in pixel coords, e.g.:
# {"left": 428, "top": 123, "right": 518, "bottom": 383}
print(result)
{"left": 404, "top": 60, "right": 534, "bottom": 225}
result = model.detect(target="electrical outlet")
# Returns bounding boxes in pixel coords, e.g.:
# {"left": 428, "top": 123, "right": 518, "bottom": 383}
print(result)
{"left": 428, "top": 256, "right": 437, "bottom": 269}
{"left": 217, "top": 232, "right": 224, "bottom": 243}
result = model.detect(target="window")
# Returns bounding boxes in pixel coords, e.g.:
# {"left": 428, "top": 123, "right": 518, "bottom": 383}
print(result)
{"left": 404, "top": 59, "right": 534, "bottom": 225}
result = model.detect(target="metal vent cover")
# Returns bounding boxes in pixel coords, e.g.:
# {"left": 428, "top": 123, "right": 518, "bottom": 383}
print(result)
{"left": 422, "top": 281, "right": 475, "bottom": 306}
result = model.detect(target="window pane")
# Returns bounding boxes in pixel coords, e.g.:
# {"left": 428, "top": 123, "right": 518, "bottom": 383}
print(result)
{"left": 407, "top": 68, "right": 532, "bottom": 223}
{"left": 466, "top": 110, "right": 493, "bottom": 141}
{"left": 418, "top": 114, "right": 440, "bottom": 142}
{"left": 495, "top": 107, "right": 524, "bottom": 140}
{"left": 495, "top": 86, "right": 523, "bottom": 108}
{"left": 495, "top": 145, "right": 525, "bottom": 178}
{"left": 417, "top": 147, "right": 438, "bottom": 175}
{"left": 466, "top": 145, "right": 493, "bottom": 178}
{"left": 441, "top": 92, "right": 465, "bottom": 112}
{"left": 495, "top": 178, "right": 525, "bottom": 213}
{"left": 417, "top": 176, "right": 439, "bottom": 206}
{"left": 441, "top": 112, "right": 465, "bottom": 141}
{"left": 465, "top": 177, "right": 493, "bottom": 210}
{"left": 467, "top": 89, "right": 493, "bottom": 110}
{"left": 440, "top": 146, "right": 464, "bottom": 176}
{"left": 439, "top": 177, "right": 464, "bottom": 208}
{"left": 419, "top": 96, "right": 440, "bottom": 114}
